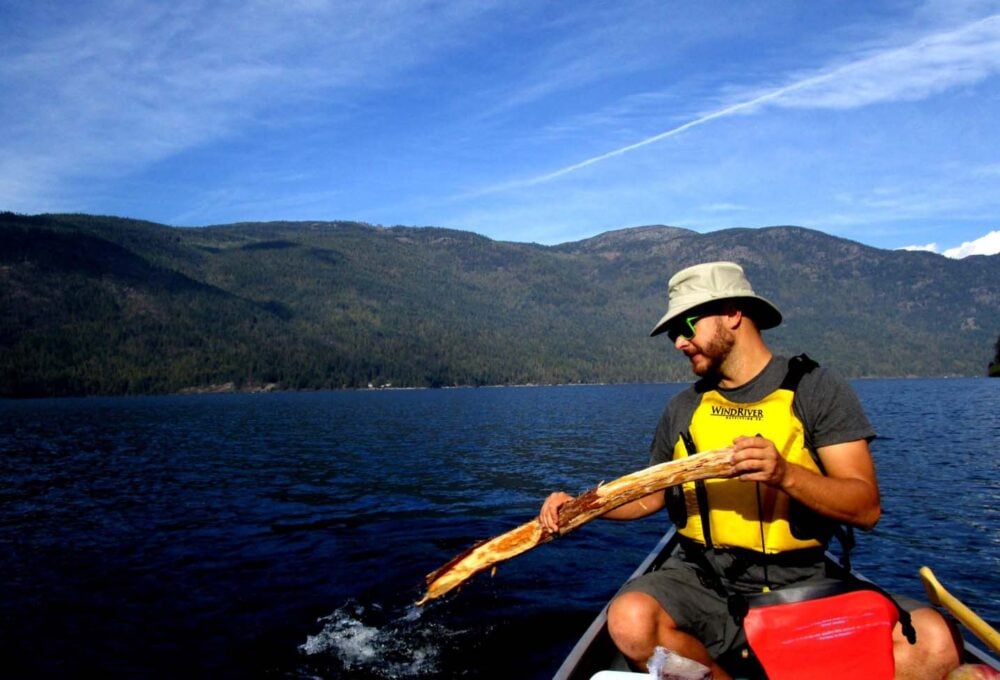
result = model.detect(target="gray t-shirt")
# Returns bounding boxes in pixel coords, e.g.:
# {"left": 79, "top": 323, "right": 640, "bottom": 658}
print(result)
{"left": 650, "top": 355, "right": 876, "bottom": 465}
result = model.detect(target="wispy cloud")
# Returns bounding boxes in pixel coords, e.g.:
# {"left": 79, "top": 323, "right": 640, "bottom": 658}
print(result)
{"left": 0, "top": 1, "right": 496, "bottom": 208}
{"left": 469, "top": 13, "right": 1000, "bottom": 195}
{"left": 774, "top": 14, "right": 1000, "bottom": 109}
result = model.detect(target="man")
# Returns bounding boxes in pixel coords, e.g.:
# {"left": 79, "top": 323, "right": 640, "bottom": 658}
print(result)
{"left": 539, "top": 261, "right": 960, "bottom": 679}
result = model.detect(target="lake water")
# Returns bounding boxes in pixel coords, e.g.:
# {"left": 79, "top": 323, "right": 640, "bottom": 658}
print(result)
{"left": 1, "top": 379, "right": 997, "bottom": 678}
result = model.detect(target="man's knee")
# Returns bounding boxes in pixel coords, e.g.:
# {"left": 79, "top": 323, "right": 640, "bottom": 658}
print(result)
{"left": 608, "top": 592, "right": 669, "bottom": 655}
{"left": 609, "top": 592, "right": 661, "bottom": 635}
{"left": 894, "top": 607, "right": 962, "bottom": 679}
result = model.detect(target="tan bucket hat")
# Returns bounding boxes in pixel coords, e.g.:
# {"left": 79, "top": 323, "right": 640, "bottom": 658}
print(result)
{"left": 650, "top": 261, "right": 782, "bottom": 337}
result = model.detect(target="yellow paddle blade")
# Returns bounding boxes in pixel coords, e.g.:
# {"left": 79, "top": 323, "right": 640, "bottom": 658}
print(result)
{"left": 920, "top": 566, "right": 1000, "bottom": 655}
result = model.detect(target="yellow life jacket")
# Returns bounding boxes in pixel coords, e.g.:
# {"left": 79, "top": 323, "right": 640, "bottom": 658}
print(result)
{"left": 673, "top": 359, "right": 824, "bottom": 554}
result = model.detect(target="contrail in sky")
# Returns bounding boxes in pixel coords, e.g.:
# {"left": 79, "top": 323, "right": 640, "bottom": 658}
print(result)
{"left": 518, "top": 79, "right": 823, "bottom": 184}
{"left": 466, "top": 14, "right": 1000, "bottom": 197}
{"left": 463, "top": 72, "right": 835, "bottom": 198}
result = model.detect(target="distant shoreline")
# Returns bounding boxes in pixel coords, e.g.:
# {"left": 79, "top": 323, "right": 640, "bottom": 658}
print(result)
{"left": 4, "top": 375, "right": 991, "bottom": 401}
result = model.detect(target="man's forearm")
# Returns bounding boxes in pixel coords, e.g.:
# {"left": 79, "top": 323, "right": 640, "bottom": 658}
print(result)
{"left": 603, "top": 491, "right": 665, "bottom": 521}
{"left": 781, "top": 462, "right": 881, "bottom": 530}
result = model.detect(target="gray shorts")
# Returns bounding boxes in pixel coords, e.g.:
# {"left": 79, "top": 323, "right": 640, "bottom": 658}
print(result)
{"left": 616, "top": 540, "right": 833, "bottom": 660}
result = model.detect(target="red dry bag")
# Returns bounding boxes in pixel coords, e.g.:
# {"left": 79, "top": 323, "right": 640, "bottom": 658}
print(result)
{"left": 742, "top": 584, "right": 900, "bottom": 680}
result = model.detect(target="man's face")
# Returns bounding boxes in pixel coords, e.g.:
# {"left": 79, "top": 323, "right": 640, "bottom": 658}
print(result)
{"left": 675, "top": 315, "right": 735, "bottom": 377}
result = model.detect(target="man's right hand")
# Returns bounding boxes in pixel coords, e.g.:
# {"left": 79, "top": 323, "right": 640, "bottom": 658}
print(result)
{"left": 539, "top": 491, "right": 573, "bottom": 533}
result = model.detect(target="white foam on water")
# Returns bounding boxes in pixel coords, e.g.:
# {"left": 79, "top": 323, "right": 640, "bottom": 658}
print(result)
{"left": 298, "top": 600, "right": 446, "bottom": 677}
{"left": 401, "top": 604, "right": 424, "bottom": 622}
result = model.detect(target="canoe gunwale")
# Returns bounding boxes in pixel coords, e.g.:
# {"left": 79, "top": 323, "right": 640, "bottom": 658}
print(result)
{"left": 551, "top": 528, "right": 678, "bottom": 680}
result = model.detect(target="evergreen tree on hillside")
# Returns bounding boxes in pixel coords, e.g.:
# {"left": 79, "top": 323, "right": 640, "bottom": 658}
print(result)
{"left": 991, "top": 334, "right": 1000, "bottom": 377}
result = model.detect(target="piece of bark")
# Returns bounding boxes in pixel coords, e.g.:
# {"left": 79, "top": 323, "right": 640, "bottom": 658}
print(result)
{"left": 416, "top": 447, "right": 737, "bottom": 605}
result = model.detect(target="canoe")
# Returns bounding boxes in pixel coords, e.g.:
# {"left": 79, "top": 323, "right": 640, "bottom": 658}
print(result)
{"left": 552, "top": 527, "right": 1000, "bottom": 679}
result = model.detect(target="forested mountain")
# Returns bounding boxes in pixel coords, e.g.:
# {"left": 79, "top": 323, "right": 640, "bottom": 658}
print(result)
{"left": 2, "top": 212, "right": 997, "bottom": 397}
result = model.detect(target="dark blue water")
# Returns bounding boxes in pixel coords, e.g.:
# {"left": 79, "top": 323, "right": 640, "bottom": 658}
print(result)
{"left": 1, "top": 380, "right": 996, "bottom": 678}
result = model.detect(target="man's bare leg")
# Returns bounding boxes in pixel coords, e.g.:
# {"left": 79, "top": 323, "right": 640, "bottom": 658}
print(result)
{"left": 892, "top": 607, "right": 961, "bottom": 680}
{"left": 607, "top": 591, "right": 731, "bottom": 679}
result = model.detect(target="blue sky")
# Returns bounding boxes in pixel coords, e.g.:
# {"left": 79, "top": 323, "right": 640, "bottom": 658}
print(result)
{"left": 2, "top": 1, "right": 999, "bottom": 256}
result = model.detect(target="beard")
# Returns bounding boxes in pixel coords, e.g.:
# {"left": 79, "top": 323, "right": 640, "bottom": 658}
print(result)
{"left": 687, "top": 317, "right": 736, "bottom": 377}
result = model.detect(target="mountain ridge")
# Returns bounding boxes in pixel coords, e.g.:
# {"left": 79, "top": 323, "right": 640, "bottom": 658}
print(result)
{"left": 1, "top": 212, "right": 997, "bottom": 397}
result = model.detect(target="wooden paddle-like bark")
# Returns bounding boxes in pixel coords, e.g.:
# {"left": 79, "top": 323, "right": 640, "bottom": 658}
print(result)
{"left": 416, "top": 447, "right": 737, "bottom": 605}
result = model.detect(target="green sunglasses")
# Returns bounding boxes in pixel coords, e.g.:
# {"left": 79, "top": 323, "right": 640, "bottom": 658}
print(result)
{"left": 666, "top": 314, "right": 702, "bottom": 342}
